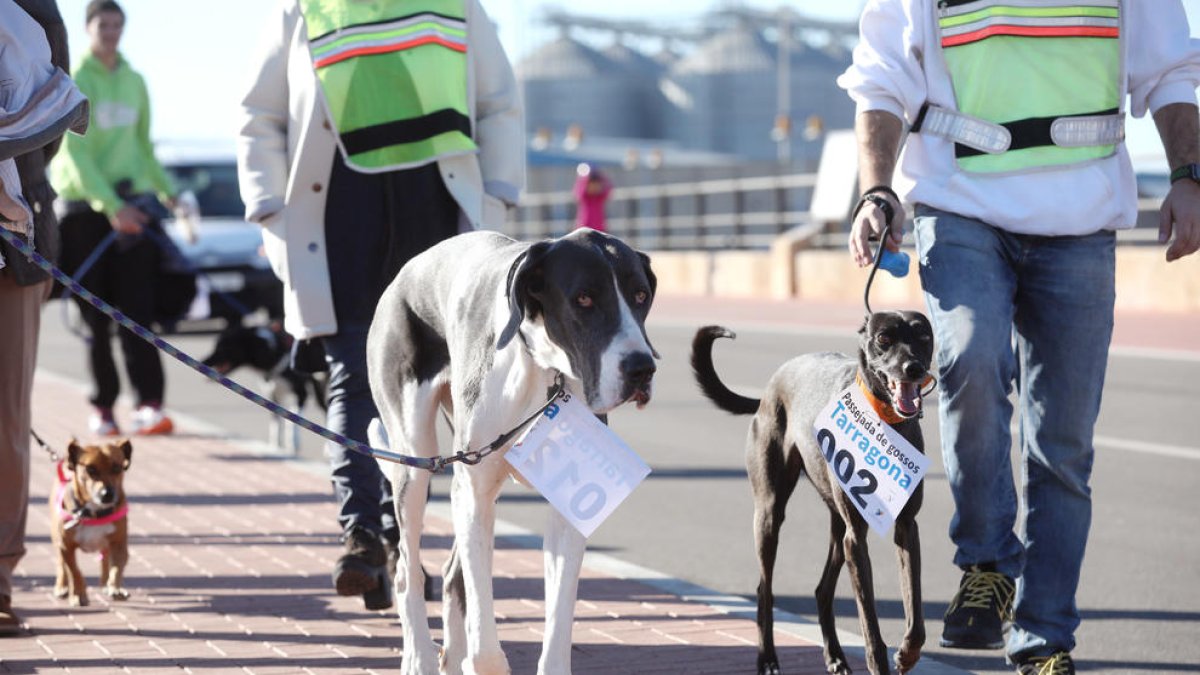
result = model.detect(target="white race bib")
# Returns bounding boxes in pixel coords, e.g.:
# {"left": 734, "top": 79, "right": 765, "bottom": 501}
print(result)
{"left": 813, "top": 386, "right": 930, "bottom": 537}
{"left": 506, "top": 394, "right": 651, "bottom": 537}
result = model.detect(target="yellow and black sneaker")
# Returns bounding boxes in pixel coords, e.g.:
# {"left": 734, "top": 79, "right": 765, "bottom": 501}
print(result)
{"left": 940, "top": 563, "right": 1015, "bottom": 649}
{"left": 1015, "top": 651, "right": 1075, "bottom": 675}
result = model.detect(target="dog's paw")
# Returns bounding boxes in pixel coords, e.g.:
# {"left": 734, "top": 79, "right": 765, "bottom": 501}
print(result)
{"left": 823, "top": 657, "right": 851, "bottom": 675}
{"left": 69, "top": 593, "right": 89, "bottom": 607}
{"left": 53, "top": 586, "right": 69, "bottom": 599}
{"left": 894, "top": 647, "right": 921, "bottom": 674}
{"left": 104, "top": 586, "right": 130, "bottom": 600}
{"left": 462, "top": 651, "right": 510, "bottom": 675}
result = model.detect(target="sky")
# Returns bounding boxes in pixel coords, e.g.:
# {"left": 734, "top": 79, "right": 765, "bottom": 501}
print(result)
{"left": 49, "top": 0, "right": 1200, "bottom": 165}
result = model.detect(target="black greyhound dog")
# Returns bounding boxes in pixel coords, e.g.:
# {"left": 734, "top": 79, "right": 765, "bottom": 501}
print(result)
{"left": 691, "top": 310, "right": 934, "bottom": 675}
{"left": 201, "top": 322, "right": 326, "bottom": 451}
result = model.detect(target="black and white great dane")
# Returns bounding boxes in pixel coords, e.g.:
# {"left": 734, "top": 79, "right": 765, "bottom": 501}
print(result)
{"left": 366, "top": 228, "right": 658, "bottom": 675}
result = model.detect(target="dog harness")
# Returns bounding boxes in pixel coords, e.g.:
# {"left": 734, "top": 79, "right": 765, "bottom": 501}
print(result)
{"left": 299, "top": 0, "right": 476, "bottom": 172}
{"left": 54, "top": 461, "right": 128, "bottom": 530}
{"left": 913, "top": 0, "right": 1124, "bottom": 173}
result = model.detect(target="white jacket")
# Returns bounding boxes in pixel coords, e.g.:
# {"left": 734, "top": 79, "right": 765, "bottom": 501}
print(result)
{"left": 237, "top": 0, "right": 524, "bottom": 339}
{"left": 838, "top": 0, "right": 1200, "bottom": 236}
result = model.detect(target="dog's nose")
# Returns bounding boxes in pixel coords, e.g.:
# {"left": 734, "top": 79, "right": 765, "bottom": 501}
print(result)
{"left": 620, "top": 352, "right": 656, "bottom": 386}
{"left": 903, "top": 361, "right": 925, "bottom": 380}
{"left": 99, "top": 486, "right": 114, "bottom": 503}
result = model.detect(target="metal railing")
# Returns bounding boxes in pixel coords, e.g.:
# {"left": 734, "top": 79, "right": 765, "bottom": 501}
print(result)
{"left": 510, "top": 172, "right": 819, "bottom": 250}
{"left": 506, "top": 171, "right": 1168, "bottom": 250}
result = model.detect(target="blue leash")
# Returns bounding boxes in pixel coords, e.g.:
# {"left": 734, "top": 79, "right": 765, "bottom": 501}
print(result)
{"left": 2, "top": 226, "right": 454, "bottom": 471}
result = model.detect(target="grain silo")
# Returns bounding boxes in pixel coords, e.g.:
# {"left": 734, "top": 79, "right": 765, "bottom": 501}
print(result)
{"left": 663, "top": 22, "right": 778, "bottom": 159}
{"left": 601, "top": 41, "right": 669, "bottom": 138}
{"left": 518, "top": 36, "right": 644, "bottom": 141}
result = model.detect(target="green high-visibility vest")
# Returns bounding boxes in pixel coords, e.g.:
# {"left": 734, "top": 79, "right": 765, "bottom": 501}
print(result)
{"left": 936, "top": 0, "right": 1121, "bottom": 173}
{"left": 300, "top": 0, "right": 477, "bottom": 172}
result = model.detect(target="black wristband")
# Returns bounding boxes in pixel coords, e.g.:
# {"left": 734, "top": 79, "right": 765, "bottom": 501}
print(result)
{"left": 861, "top": 184, "right": 900, "bottom": 204}
{"left": 851, "top": 192, "right": 896, "bottom": 226}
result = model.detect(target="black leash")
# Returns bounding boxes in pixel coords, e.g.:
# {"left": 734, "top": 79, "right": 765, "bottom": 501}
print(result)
{"left": 863, "top": 221, "right": 893, "bottom": 317}
{"left": 30, "top": 428, "right": 61, "bottom": 462}
{"left": 432, "top": 372, "right": 567, "bottom": 472}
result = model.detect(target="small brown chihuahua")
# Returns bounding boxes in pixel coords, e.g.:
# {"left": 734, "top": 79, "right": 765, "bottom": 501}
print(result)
{"left": 50, "top": 439, "right": 133, "bottom": 606}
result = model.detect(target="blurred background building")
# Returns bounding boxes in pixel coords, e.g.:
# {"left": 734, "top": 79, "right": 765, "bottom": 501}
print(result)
{"left": 518, "top": 4, "right": 857, "bottom": 186}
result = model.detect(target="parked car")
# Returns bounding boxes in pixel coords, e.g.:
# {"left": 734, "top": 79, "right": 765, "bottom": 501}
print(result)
{"left": 160, "top": 144, "right": 283, "bottom": 325}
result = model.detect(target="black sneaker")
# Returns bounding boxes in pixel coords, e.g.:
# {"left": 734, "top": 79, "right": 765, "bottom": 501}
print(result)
{"left": 0, "top": 595, "right": 20, "bottom": 637}
{"left": 362, "top": 538, "right": 398, "bottom": 611}
{"left": 333, "top": 527, "right": 386, "bottom": 598}
{"left": 1015, "top": 651, "right": 1075, "bottom": 675}
{"left": 940, "top": 563, "right": 1015, "bottom": 649}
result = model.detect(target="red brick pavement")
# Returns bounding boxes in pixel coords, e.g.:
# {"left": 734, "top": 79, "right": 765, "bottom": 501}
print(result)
{"left": 2, "top": 375, "right": 847, "bottom": 674}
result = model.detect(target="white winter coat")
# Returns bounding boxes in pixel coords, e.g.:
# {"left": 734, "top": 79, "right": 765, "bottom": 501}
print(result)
{"left": 237, "top": 0, "right": 524, "bottom": 339}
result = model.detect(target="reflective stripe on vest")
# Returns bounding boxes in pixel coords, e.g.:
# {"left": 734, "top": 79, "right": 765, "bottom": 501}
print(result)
{"left": 300, "top": 0, "right": 477, "bottom": 173}
{"left": 935, "top": 0, "right": 1121, "bottom": 173}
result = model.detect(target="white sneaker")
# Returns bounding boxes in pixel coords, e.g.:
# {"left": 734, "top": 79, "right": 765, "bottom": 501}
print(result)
{"left": 130, "top": 406, "right": 174, "bottom": 435}
{"left": 88, "top": 413, "right": 121, "bottom": 437}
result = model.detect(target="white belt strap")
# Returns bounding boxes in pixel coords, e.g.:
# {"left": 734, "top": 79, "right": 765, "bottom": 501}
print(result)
{"left": 1050, "top": 114, "right": 1125, "bottom": 147}
{"left": 912, "top": 104, "right": 1124, "bottom": 153}
{"left": 913, "top": 105, "right": 1010, "bottom": 154}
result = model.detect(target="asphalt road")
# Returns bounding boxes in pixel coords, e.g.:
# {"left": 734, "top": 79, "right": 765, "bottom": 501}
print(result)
{"left": 33, "top": 299, "right": 1200, "bottom": 674}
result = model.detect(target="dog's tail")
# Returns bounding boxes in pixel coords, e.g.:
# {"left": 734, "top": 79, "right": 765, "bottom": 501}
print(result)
{"left": 691, "top": 326, "right": 760, "bottom": 416}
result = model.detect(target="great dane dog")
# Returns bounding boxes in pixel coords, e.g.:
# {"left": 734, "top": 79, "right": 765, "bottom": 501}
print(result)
{"left": 366, "top": 228, "right": 658, "bottom": 675}
{"left": 691, "top": 311, "right": 933, "bottom": 675}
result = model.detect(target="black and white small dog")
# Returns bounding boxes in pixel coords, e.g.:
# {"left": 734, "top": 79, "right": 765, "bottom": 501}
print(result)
{"left": 202, "top": 322, "right": 326, "bottom": 451}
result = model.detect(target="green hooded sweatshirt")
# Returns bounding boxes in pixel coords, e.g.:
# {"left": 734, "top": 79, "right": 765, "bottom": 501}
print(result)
{"left": 50, "top": 52, "right": 174, "bottom": 217}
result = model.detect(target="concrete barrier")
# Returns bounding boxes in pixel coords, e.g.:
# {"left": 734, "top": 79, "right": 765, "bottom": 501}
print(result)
{"left": 649, "top": 246, "right": 1200, "bottom": 314}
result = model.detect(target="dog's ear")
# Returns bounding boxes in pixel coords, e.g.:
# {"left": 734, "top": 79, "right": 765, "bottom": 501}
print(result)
{"left": 497, "top": 241, "right": 553, "bottom": 350}
{"left": 117, "top": 439, "right": 133, "bottom": 469}
{"left": 67, "top": 439, "right": 83, "bottom": 469}
{"left": 637, "top": 250, "right": 658, "bottom": 299}
{"left": 633, "top": 250, "right": 662, "bottom": 359}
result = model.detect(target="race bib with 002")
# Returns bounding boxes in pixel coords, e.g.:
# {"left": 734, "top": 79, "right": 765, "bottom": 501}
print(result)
{"left": 506, "top": 393, "right": 651, "bottom": 537}
{"left": 812, "top": 385, "right": 930, "bottom": 537}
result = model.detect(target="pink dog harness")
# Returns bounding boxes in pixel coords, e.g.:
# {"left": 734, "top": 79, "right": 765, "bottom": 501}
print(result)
{"left": 54, "top": 460, "right": 129, "bottom": 528}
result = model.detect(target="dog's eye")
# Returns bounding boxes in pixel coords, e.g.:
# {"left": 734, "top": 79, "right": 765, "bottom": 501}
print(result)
{"left": 633, "top": 290, "right": 648, "bottom": 305}
{"left": 876, "top": 335, "right": 892, "bottom": 348}
{"left": 86, "top": 466, "right": 99, "bottom": 479}
{"left": 575, "top": 293, "right": 593, "bottom": 308}
{"left": 111, "top": 465, "right": 123, "bottom": 475}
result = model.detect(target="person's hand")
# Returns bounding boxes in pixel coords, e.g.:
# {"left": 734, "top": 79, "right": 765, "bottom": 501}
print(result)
{"left": 110, "top": 204, "right": 148, "bottom": 235}
{"left": 1159, "top": 179, "right": 1200, "bottom": 262}
{"left": 849, "top": 190, "right": 904, "bottom": 268}
{"left": 0, "top": 176, "right": 30, "bottom": 225}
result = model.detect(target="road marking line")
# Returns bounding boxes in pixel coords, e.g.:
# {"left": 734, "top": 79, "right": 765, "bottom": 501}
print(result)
{"left": 1094, "top": 434, "right": 1200, "bottom": 461}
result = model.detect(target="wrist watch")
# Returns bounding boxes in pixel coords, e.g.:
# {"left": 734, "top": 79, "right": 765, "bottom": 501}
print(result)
{"left": 1169, "top": 162, "right": 1200, "bottom": 185}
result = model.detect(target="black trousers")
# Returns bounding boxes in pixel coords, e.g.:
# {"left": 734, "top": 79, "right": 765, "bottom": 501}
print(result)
{"left": 59, "top": 207, "right": 164, "bottom": 409}
{"left": 319, "top": 155, "right": 461, "bottom": 536}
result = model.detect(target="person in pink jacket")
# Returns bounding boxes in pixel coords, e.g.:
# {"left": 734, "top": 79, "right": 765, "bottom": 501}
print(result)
{"left": 573, "top": 163, "right": 611, "bottom": 232}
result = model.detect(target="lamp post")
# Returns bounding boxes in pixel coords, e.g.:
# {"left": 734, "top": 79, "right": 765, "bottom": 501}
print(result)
{"left": 773, "top": 9, "right": 794, "bottom": 166}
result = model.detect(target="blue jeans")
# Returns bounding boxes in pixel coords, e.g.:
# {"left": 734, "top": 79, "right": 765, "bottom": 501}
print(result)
{"left": 913, "top": 207, "right": 1115, "bottom": 659}
{"left": 322, "top": 324, "right": 396, "bottom": 540}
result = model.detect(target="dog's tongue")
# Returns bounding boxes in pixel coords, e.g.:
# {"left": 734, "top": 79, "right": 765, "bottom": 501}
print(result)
{"left": 891, "top": 380, "right": 921, "bottom": 417}
{"left": 632, "top": 387, "right": 652, "bottom": 409}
